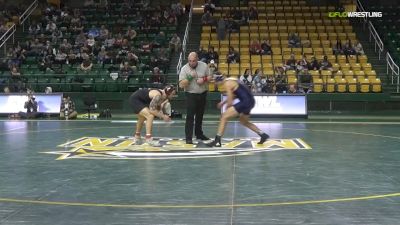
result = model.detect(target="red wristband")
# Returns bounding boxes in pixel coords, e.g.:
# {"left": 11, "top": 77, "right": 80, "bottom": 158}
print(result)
{"left": 203, "top": 76, "right": 208, "bottom": 82}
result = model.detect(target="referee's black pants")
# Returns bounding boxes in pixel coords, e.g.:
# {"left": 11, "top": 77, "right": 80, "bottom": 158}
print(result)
{"left": 185, "top": 91, "right": 207, "bottom": 141}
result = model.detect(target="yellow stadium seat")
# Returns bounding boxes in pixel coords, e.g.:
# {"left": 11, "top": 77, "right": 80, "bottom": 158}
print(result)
{"left": 347, "top": 78, "right": 358, "bottom": 93}
{"left": 313, "top": 78, "right": 323, "bottom": 92}
{"left": 326, "top": 78, "right": 336, "bottom": 92}
{"left": 335, "top": 78, "right": 347, "bottom": 92}
{"left": 371, "top": 78, "right": 382, "bottom": 92}
{"left": 366, "top": 70, "right": 377, "bottom": 79}
{"left": 359, "top": 78, "right": 370, "bottom": 93}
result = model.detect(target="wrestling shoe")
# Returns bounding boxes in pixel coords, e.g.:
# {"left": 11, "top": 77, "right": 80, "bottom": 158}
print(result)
{"left": 257, "top": 133, "right": 270, "bottom": 145}
{"left": 145, "top": 138, "right": 162, "bottom": 147}
{"left": 134, "top": 136, "right": 142, "bottom": 145}
{"left": 205, "top": 136, "right": 222, "bottom": 147}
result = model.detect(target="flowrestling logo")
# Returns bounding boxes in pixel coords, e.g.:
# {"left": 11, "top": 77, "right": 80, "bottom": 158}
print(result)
{"left": 42, "top": 136, "right": 312, "bottom": 160}
{"left": 328, "top": 12, "right": 382, "bottom": 18}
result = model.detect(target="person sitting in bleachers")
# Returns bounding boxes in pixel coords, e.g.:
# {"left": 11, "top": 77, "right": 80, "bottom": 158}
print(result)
{"left": 248, "top": 6, "right": 258, "bottom": 20}
{"left": 99, "top": 25, "right": 109, "bottom": 41}
{"left": 249, "top": 39, "right": 262, "bottom": 55}
{"left": 285, "top": 54, "right": 297, "bottom": 71}
{"left": 230, "top": 7, "right": 242, "bottom": 20}
{"left": 227, "top": 18, "right": 240, "bottom": 33}
{"left": 125, "top": 26, "right": 137, "bottom": 41}
{"left": 226, "top": 46, "right": 240, "bottom": 64}
{"left": 260, "top": 38, "right": 273, "bottom": 55}
{"left": 343, "top": 41, "right": 356, "bottom": 56}
{"left": 274, "top": 66, "right": 288, "bottom": 93}
{"left": 28, "top": 21, "right": 42, "bottom": 36}
{"left": 45, "top": 21, "right": 57, "bottom": 34}
{"left": 298, "top": 69, "right": 313, "bottom": 93}
{"left": 320, "top": 55, "right": 333, "bottom": 71}
{"left": 297, "top": 54, "right": 309, "bottom": 72}
{"left": 169, "top": 33, "right": 181, "bottom": 53}
{"left": 251, "top": 69, "right": 264, "bottom": 93}
{"left": 197, "top": 46, "right": 208, "bottom": 63}
{"left": 287, "top": 84, "right": 302, "bottom": 94}
{"left": 203, "top": 0, "right": 216, "bottom": 14}
{"left": 309, "top": 56, "right": 320, "bottom": 70}
{"left": 79, "top": 59, "right": 93, "bottom": 72}
{"left": 151, "top": 67, "right": 165, "bottom": 87}
{"left": 288, "top": 32, "right": 301, "bottom": 48}
{"left": 333, "top": 39, "right": 344, "bottom": 55}
{"left": 239, "top": 68, "right": 253, "bottom": 90}
{"left": 354, "top": 41, "right": 365, "bottom": 55}
{"left": 120, "top": 62, "right": 134, "bottom": 80}
{"left": 201, "top": 11, "right": 214, "bottom": 26}
{"left": 206, "top": 46, "right": 219, "bottom": 64}
{"left": 54, "top": 49, "right": 68, "bottom": 66}
{"left": 152, "top": 31, "right": 167, "bottom": 48}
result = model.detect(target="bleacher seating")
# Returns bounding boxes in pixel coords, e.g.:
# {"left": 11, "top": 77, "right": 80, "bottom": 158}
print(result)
{"left": 201, "top": 0, "right": 382, "bottom": 93}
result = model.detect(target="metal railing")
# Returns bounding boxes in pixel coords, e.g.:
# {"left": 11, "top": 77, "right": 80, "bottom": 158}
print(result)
{"left": 19, "top": 0, "right": 39, "bottom": 31}
{"left": 176, "top": 0, "right": 194, "bottom": 75}
{"left": 356, "top": 0, "right": 367, "bottom": 28}
{"left": 0, "top": 24, "right": 16, "bottom": 54}
{"left": 368, "top": 21, "right": 384, "bottom": 60}
{"left": 386, "top": 52, "right": 400, "bottom": 92}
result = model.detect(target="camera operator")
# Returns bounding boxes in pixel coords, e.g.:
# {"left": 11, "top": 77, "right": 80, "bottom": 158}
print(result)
{"left": 19, "top": 95, "right": 41, "bottom": 119}
{"left": 60, "top": 95, "right": 78, "bottom": 120}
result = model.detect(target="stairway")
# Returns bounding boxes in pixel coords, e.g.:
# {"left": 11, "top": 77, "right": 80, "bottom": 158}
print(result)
{"left": 352, "top": 21, "right": 398, "bottom": 94}
{"left": 168, "top": 13, "right": 203, "bottom": 77}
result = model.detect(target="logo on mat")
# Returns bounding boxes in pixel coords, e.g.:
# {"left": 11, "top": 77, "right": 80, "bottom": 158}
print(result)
{"left": 42, "top": 136, "right": 312, "bottom": 160}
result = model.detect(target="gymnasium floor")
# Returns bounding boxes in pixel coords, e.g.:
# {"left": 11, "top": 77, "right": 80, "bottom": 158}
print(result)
{"left": 0, "top": 116, "right": 399, "bottom": 225}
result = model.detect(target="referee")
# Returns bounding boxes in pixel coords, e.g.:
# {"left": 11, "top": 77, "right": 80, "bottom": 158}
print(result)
{"left": 179, "top": 52, "right": 213, "bottom": 144}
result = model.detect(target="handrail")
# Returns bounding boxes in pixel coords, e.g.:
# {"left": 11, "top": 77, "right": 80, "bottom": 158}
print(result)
{"left": 356, "top": 0, "right": 367, "bottom": 26}
{"left": 176, "top": 0, "right": 194, "bottom": 75}
{"left": 386, "top": 52, "right": 400, "bottom": 92}
{"left": 19, "top": 0, "right": 39, "bottom": 31}
{"left": 368, "top": 21, "right": 384, "bottom": 60}
{"left": 0, "top": 24, "right": 16, "bottom": 49}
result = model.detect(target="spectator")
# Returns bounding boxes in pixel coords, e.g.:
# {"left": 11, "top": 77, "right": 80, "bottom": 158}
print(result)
{"left": 333, "top": 39, "right": 343, "bottom": 55}
{"left": 227, "top": 18, "right": 240, "bottom": 33}
{"left": 297, "top": 54, "right": 309, "bottom": 72}
{"left": 203, "top": 0, "right": 216, "bottom": 13}
{"left": 287, "top": 84, "right": 301, "bottom": 94}
{"left": 201, "top": 11, "right": 214, "bottom": 25}
{"left": 208, "top": 60, "right": 218, "bottom": 75}
{"left": 354, "top": 41, "right": 365, "bottom": 55}
{"left": 298, "top": 69, "right": 313, "bottom": 93}
{"left": 60, "top": 95, "right": 78, "bottom": 120}
{"left": 285, "top": 54, "right": 297, "bottom": 70}
{"left": 19, "top": 94, "right": 41, "bottom": 119}
{"left": 343, "top": 41, "right": 356, "bottom": 56}
{"left": 260, "top": 38, "right": 272, "bottom": 55}
{"left": 274, "top": 66, "right": 288, "bottom": 93}
{"left": 239, "top": 68, "right": 253, "bottom": 90}
{"left": 288, "top": 32, "right": 301, "bottom": 48}
{"left": 151, "top": 67, "right": 165, "bottom": 86}
{"left": 79, "top": 59, "right": 93, "bottom": 72}
{"left": 248, "top": 6, "right": 258, "bottom": 20}
{"left": 125, "top": 26, "right": 137, "bottom": 41}
{"left": 120, "top": 62, "right": 134, "bottom": 80}
{"left": 206, "top": 46, "right": 219, "bottom": 64}
{"left": 197, "top": 46, "right": 208, "bottom": 62}
{"left": 249, "top": 39, "right": 262, "bottom": 55}
{"left": 309, "top": 56, "right": 320, "bottom": 70}
{"left": 169, "top": 33, "right": 181, "bottom": 53}
{"left": 216, "top": 17, "right": 227, "bottom": 40}
{"left": 251, "top": 68, "right": 264, "bottom": 93}
{"left": 320, "top": 55, "right": 333, "bottom": 71}
{"left": 226, "top": 46, "right": 240, "bottom": 64}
